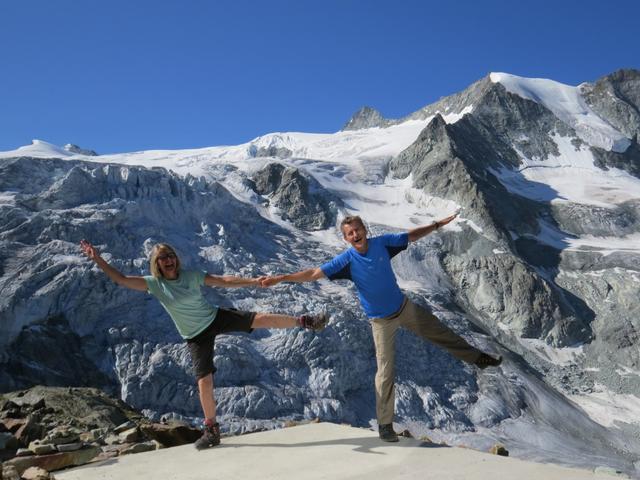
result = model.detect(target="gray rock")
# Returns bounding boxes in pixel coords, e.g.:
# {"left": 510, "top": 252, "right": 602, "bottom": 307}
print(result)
{"left": 15, "top": 448, "right": 34, "bottom": 457}
{"left": 119, "top": 441, "right": 156, "bottom": 455}
{"left": 117, "top": 427, "right": 140, "bottom": 443}
{"left": 138, "top": 422, "right": 200, "bottom": 447}
{"left": 251, "top": 162, "right": 341, "bottom": 230}
{"left": 21, "top": 466, "right": 51, "bottom": 480}
{"left": 27, "top": 441, "right": 56, "bottom": 455}
{"left": 2, "top": 464, "right": 21, "bottom": 480}
{"left": 43, "top": 432, "right": 79, "bottom": 447}
{"left": 0, "top": 432, "right": 18, "bottom": 450}
{"left": 252, "top": 146, "right": 293, "bottom": 159}
{"left": 5, "top": 445, "right": 100, "bottom": 476}
{"left": 551, "top": 200, "right": 640, "bottom": 237}
{"left": 342, "top": 106, "right": 389, "bottom": 131}
{"left": 582, "top": 69, "right": 640, "bottom": 141}
{"left": 54, "top": 442, "right": 83, "bottom": 452}
{"left": 63, "top": 144, "right": 98, "bottom": 156}
{"left": 590, "top": 140, "right": 640, "bottom": 178}
{"left": 113, "top": 421, "right": 136, "bottom": 434}
{"left": 389, "top": 92, "right": 593, "bottom": 346}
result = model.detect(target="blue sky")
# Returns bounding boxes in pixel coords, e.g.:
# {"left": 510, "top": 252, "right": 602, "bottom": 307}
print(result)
{"left": 1, "top": 0, "right": 638, "bottom": 154}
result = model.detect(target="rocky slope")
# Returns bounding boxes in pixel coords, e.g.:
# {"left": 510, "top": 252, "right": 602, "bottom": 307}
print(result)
{"left": 0, "top": 386, "right": 201, "bottom": 479}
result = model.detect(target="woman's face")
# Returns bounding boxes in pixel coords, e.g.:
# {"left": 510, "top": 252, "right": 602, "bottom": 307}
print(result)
{"left": 156, "top": 250, "right": 178, "bottom": 279}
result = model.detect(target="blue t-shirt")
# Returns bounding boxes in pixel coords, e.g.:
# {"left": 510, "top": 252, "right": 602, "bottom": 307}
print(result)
{"left": 320, "top": 233, "right": 409, "bottom": 318}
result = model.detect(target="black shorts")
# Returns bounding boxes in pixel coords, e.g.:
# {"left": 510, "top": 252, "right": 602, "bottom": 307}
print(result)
{"left": 186, "top": 308, "right": 256, "bottom": 380}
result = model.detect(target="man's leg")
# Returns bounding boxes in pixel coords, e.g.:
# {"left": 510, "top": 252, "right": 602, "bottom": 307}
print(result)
{"left": 401, "top": 300, "right": 493, "bottom": 365}
{"left": 371, "top": 315, "right": 400, "bottom": 441}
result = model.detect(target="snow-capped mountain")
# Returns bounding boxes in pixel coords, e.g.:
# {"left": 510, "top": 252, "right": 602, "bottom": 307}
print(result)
{"left": 1, "top": 69, "right": 639, "bottom": 475}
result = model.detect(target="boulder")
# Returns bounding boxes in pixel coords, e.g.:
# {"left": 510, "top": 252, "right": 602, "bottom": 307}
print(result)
{"left": 113, "top": 421, "right": 136, "bottom": 434}
{"left": 489, "top": 444, "right": 509, "bottom": 457}
{"left": 117, "top": 427, "right": 140, "bottom": 443}
{"left": 14, "top": 417, "right": 44, "bottom": 447}
{"left": 139, "top": 422, "right": 201, "bottom": 447}
{"left": 27, "top": 442, "right": 56, "bottom": 455}
{"left": 21, "top": 466, "right": 51, "bottom": 480}
{"left": 5, "top": 446, "right": 100, "bottom": 475}
{"left": 2, "top": 464, "right": 20, "bottom": 480}
{"left": 43, "top": 427, "right": 80, "bottom": 446}
{"left": 55, "top": 443, "right": 83, "bottom": 453}
{"left": 0, "top": 420, "right": 25, "bottom": 434}
{"left": 119, "top": 442, "right": 157, "bottom": 455}
{"left": 0, "top": 433, "right": 19, "bottom": 450}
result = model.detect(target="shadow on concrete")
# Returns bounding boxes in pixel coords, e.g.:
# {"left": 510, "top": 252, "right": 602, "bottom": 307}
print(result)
{"left": 226, "top": 436, "right": 447, "bottom": 455}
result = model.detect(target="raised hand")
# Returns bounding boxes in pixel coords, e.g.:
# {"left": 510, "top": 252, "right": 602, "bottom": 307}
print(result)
{"left": 80, "top": 239, "right": 99, "bottom": 261}
{"left": 437, "top": 213, "right": 458, "bottom": 227}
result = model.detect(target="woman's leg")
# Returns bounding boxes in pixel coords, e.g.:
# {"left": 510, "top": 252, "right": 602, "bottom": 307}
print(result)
{"left": 197, "top": 373, "right": 217, "bottom": 420}
{"left": 251, "top": 313, "right": 298, "bottom": 328}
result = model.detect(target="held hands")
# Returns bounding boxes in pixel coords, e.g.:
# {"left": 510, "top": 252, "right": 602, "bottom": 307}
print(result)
{"left": 258, "top": 275, "right": 281, "bottom": 288}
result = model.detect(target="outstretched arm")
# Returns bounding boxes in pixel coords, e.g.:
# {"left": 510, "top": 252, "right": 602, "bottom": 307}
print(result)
{"left": 204, "top": 274, "right": 261, "bottom": 289}
{"left": 261, "top": 267, "right": 325, "bottom": 287}
{"left": 407, "top": 213, "right": 458, "bottom": 243}
{"left": 80, "top": 240, "right": 148, "bottom": 291}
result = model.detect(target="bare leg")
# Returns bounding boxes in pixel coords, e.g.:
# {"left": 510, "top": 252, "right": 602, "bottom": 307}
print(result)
{"left": 252, "top": 313, "right": 297, "bottom": 329}
{"left": 197, "top": 373, "right": 217, "bottom": 421}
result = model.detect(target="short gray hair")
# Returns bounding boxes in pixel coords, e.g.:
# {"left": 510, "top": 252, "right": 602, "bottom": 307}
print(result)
{"left": 340, "top": 215, "right": 365, "bottom": 233}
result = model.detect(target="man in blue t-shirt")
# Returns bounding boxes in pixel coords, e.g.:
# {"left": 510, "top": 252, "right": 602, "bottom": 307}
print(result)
{"left": 262, "top": 214, "right": 502, "bottom": 442}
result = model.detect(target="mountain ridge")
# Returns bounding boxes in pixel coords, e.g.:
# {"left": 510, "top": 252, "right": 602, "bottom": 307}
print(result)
{"left": 1, "top": 69, "right": 640, "bottom": 476}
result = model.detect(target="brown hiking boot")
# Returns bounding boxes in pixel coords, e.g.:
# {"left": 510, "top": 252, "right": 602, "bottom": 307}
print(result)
{"left": 475, "top": 353, "right": 502, "bottom": 369}
{"left": 194, "top": 420, "right": 220, "bottom": 450}
{"left": 378, "top": 423, "right": 399, "bottom": 442}
{"left": 298, "top": 313, "right": 328, "bottom": 332}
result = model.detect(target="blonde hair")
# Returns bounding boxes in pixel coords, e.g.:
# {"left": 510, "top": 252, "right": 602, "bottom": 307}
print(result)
{"left": 149, "top": 243, "right": 181, "bottom": 278}
{"left": 340, "top": 215, "right": 366, "bottom": 235}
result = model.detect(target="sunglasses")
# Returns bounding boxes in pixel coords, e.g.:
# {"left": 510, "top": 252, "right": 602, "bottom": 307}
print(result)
{"left": 157, "top": 253, "right": 176, "bottom": 261}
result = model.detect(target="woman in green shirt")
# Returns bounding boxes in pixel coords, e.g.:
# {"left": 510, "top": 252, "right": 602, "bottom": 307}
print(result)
{"left": 80, "top": 240, "right": 326, "bottom": 450}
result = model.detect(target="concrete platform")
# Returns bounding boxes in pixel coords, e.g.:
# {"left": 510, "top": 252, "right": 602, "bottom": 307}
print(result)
{"left": 56, "top": 423, "right": 614, "bottom": 480}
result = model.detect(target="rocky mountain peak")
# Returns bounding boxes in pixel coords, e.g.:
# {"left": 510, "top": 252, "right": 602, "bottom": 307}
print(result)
{"left": 63, "top": 144, "right": 98, "bottom": 156}
{"left": 581, "top": 68, "right": 640, "bottom": 140}
{"left": 341, "top": 106, "right": 388, "bottom": 131}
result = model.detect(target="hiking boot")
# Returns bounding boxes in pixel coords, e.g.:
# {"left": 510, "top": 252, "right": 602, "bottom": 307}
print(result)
{"left": 298, "top": 313, "right": 328, "bottom": 332}
{"left": 475, "top": 353, "right": 502, "bottom": 369}
{"left": 378, "top": 423, "right": 399, "bottom": 442}
{"left": 194, "top": 420, "right": 220, "bottom": 450}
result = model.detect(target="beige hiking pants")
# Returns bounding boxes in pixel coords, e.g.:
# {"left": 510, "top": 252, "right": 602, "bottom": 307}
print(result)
{"left": 370, "top": 298, "right": 482, "bottom": 425}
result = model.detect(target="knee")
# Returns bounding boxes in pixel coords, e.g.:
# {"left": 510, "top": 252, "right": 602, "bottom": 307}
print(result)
{"left": 197, "top": 374, "right": 213, "bottom": 390}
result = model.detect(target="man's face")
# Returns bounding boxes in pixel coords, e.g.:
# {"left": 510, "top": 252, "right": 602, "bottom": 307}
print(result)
{"left": 342, "top": 221, "right": 368, "bottom": 253}
{"left": 157, "top": 251, "right": 178, "bottom": 279}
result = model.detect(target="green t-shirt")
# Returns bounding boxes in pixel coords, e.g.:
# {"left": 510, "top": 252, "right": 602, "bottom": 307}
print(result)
{"left": 144, "top": 270, "right": 218, "bottom": 340}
